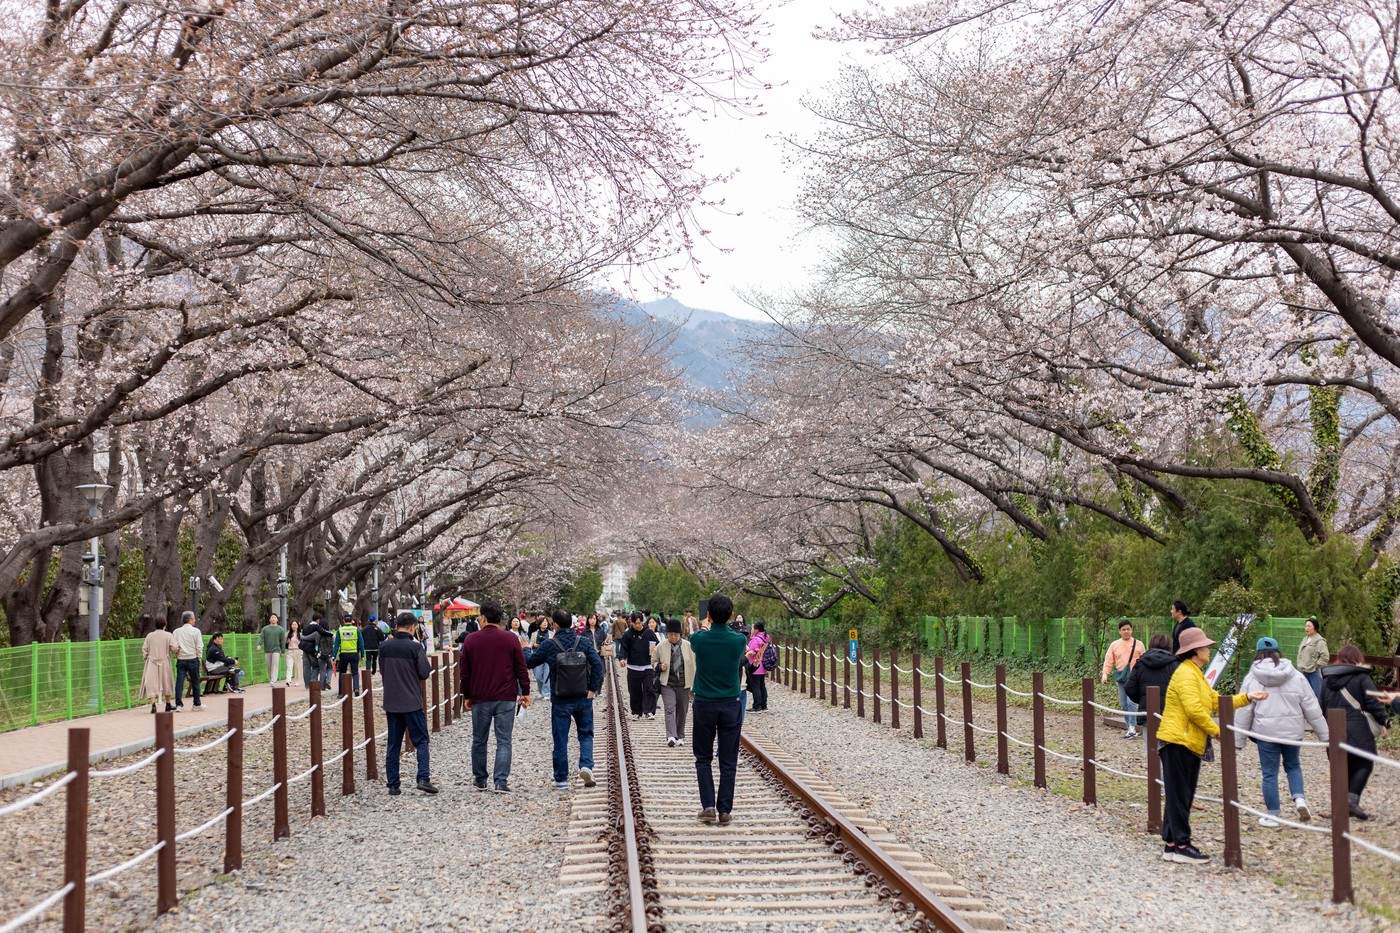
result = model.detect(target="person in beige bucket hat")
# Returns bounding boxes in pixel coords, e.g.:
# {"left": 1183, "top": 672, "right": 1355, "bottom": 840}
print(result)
{"left": 1156, "top": 626, "right": 1268, "bottom": 864}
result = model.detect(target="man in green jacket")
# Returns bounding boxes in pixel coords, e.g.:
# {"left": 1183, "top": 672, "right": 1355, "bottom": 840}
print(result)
{"left": 688, "top": 593, "right": 748, "bottom": 825}
{"left": 259, "top": 613, "right": 287, "bottom": 685}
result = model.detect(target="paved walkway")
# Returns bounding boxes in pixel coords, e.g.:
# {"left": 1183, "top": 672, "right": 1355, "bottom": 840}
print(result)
{"left": 0, "top": 680, "right": 313, "bottom": 788}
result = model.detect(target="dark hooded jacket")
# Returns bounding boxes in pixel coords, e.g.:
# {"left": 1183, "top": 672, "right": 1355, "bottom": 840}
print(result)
{"left": 1321, "top": 664, "right": 1390, "bottom": 751}
{"left": 1124, "top": 647, "right": 1178, "bottom": 714}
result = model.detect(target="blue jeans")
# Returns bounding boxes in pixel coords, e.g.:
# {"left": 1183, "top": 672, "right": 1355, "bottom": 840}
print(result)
{"left": 1304, "top": 671, "right": 1323, "bottom": 700}
{"left": 551, "top": 697, "right": 594, "bottom": 783}
{"left": 471, "top": 700, "right": 516, "bottom": 787}
{"left": 175, "top": 658, "right": 201, "bottom": 705}
{"left": 693, "top": 696, "right": 744, "bottom": 813}
{"left": 385, "top": 710, "right": 430, "bottom": 789}
{"left": 533, "top": 664, "right": 551, "bottom": 699}
{"left": 1257, "top": 740, "right": 1304, "bottom": 814}
{"left": 1117, "top": 681, "right": 1139, "bottom": 732}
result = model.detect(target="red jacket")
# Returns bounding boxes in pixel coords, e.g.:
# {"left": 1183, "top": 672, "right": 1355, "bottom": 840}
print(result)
{"left": 459, "top": 624, "right": 530, "bottom": 702}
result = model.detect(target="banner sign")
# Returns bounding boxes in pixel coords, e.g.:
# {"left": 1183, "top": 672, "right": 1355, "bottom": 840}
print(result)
{"left": 1203, "top": 613, "right": 1255, "bottom": 687}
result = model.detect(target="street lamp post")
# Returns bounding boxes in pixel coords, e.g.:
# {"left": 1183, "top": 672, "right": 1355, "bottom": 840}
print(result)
{"left": 276, "top": 544, "right": 290, "bottom": 625}
{"left": 369, "top": 552, "right": 386, "bottom": 622}
{"left": 75, "top": 485, "right": 111, "bottom": 646}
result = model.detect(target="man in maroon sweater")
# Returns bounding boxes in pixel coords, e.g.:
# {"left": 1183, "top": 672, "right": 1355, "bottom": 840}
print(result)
{"left": 459, "top": 601, "right": 531, "bottom": 792}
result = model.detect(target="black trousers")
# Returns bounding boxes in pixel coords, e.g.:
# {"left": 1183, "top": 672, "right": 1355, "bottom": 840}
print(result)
{"left": 365, "top": 649, "right": 378, "bottom": 676}
{"left": 1348, "top": 752, "right": 1374, "bottom": 797}
{"left": 1159, "top": 742, "right": 1201, "bottom": 847}
{"left": 748, "top": 673, "right": 767, "bottom": 710}
{"left": 693, "top": 697, "right": 743, "bottom": 813}
{"left": 626, "top": 668, "right": 658, "bottom": 715}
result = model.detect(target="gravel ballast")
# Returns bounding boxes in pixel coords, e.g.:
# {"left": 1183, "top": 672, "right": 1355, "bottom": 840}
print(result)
{"left": 152, "top": 697, "right": 587, "bottom": 932}
{"left": 747, "top": 682, "right": 1386, "bottom": 932}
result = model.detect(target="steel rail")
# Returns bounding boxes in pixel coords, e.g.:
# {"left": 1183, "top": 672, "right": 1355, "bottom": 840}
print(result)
{"left": 607, "top": 664, "right": 648, "bottom": 933}
{"left": 740, "top": 733, "right": 977, "bottom": 933}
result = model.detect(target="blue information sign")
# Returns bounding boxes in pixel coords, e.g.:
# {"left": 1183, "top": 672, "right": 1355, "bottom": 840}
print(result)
{"left": 848, "top": 640, "right": 858, "bottom": 662}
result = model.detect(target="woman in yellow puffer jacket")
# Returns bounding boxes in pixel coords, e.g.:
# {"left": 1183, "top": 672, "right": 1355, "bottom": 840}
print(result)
{"left": 1156, "top": 627, "right": 1267, "bottom": 864}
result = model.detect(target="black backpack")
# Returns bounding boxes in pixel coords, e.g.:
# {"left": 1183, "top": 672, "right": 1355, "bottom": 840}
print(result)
{"left": 553, "top": 635, "right": 589, "bottom": 700}
{"left": 299, "top": 627, "right": 321, "bottom": 657}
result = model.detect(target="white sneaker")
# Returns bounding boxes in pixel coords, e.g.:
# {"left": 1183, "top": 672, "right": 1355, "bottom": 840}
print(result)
{"left": 579, "top": 768, "right": 595, "bottom": 788}
{"left": 1258, "top": 814, "right": 1280, "bottom": 828}
{"left": 1294, "top": 797, "right": 1311, "bottom": 822}
{"left": 554, "top": 781, "right": 570, "bottom": 791}
{"left": 667, "top": 737, "right": 678, "bottom": 747}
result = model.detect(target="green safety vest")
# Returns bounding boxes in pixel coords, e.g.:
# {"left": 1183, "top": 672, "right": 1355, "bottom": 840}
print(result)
{"left": 337, "top": 624, "right": 359, "bottom": 654}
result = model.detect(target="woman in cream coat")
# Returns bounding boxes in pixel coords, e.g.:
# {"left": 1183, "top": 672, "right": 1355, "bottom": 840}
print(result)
{"left": 656, "top": 619, "right": 695, "bottom": 747}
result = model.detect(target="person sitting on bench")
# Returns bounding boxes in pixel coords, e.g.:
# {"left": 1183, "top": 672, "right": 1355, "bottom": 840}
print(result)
{"left": 205, "top": 632, "right": 245, "bottom": 693}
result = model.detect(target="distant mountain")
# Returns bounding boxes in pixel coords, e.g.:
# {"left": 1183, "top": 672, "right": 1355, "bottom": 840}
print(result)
{"left": 610, "top": 297, "right": 776, "bottom": 400}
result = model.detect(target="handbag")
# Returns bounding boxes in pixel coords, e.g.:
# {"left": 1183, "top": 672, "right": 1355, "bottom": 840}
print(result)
{"left": 1339, "top": 687, "right": 1384, "bottom": 738}
{"left": 1113, "top": 642, "right": 1138, "bottom": 685}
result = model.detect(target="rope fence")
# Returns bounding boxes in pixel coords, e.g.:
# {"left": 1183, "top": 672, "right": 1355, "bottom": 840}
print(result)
{"left": 0, "top": 648, "right": 466, "bottom": 932}
{"left": 774, "top": 639, "right": 1399, "bottom": 905}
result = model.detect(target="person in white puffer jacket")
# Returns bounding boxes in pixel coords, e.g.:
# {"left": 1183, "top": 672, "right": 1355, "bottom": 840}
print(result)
{"left": 1234, "top": 637, "right": 1329, "bottom": 827}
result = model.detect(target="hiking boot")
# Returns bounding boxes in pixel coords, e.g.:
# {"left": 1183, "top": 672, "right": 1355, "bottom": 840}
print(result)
{"left": 1164, "top": 844, "right": 1210, "bottom": 864}
{"left": 1294, "top": 797, "right": 1311, "bottom": 822}
{"left": 388, "top": 786, "right": 401, "bottom": 796}
{"left": 416, "top": 780, "right": 439, "bottom": 795}
{"left": 1349, "top": 792, "right": 1370, "bottom": 821}
{"left": 579, "top": 767, "right": 595, "bottom": 788}
{"left": 718, "top": 812, "right": 733, "bottom": 826}
{"left": 698, "top": 808, "right": 718, "bottom": 824}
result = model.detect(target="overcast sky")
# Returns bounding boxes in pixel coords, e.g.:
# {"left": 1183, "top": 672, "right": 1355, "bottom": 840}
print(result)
{"left": 613, "top": 1, "right": 864, "bottom": 322}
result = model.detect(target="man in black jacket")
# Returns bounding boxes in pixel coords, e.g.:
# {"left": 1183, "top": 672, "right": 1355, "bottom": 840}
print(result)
{"left": 525, "top": 609, "right": 604, "bottom": 790}
{"left": 616, "top": 611, "right": 658, "bottom": 719}
{"left": 300, "top": 615, "right": 334, "bottom": 689}
{"left": 204, "top": 632, "right": 245, "bottom": 693}
{"left": 380, "top": 612, "right": 438, "bottom": 795}
{"left": 1170, "top": 601, "right": 1198, "bottom": 654}
{"left": 362, "top": 617, "right": 384, "bottom": 677}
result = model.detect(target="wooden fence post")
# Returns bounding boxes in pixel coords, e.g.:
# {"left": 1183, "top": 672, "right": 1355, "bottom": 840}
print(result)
{"left": 155, "top": 711, "right": 177, "bottom": 915}
{"left": 363, "top": 677, "right": 378, "bottom": 781}
{"left": 1328, "top": 707, "right": 1352, "bottom": 903}
{"left": 1219, "top": 696, "right": 1241, "bottom": 867}
{"left": 961, "top": 661, "right": 974, "bottom": 763}
{"left": 1032, "top": 671, "right": 1046, "bottom": 790}
{"left": 995, "top": 664, "right": 1008, "bottom": 775}
{"left": 934, "top": 656, "right": 947, "bottom": 749}
{"left": 431, "top": 657, "right": 441, "bottom": 734}
{"left": 890, "top": 648, "right": 900, "bottom": 730}
{"left": 309, "top": 682, "right": 325, "bottom": 818}
{"left": 341, "top": 673, "right": 355, "bottom": 796}
{"left": 873, "top": 647, "right": 882, "bottom": 724}
{"left": 911, "top": 652, "right": 924, "bottom": 739}
{"left": 441, "top": 653, "right": 452, "bottom": 727}
{"left": 1081, "top": 677, "right": 1096, "bottom": 806}
{"left": 273, "top": 687, "right": 290, "bottom": 840}
{"left": 225, "top": 697, "right": 244, "bottom": 873}
{"left": 809, "top": 641, "right": 817, "bottom": 699}
{"left": 62, "top": 728, "right": 90, "bottom": 933}
{"left": 1146, "top": 686, "right": 1161, "bottom": 834}
{"left": 856, "top": 643, "right": 865, "bottom": 719}
{"left": 819, "top": 644, "right": 826, "bottom": 701}
{"left": 831, "top": 643, "right": 839, "bottom": 708}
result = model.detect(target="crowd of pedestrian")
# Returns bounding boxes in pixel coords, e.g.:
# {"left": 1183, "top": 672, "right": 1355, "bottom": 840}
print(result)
{"left": 1100, "top": 603, "right": 1394, "bottom": 864}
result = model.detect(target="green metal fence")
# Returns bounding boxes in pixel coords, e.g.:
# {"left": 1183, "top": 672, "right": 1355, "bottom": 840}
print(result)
{"left": 0, "top": 633, "right": 278, "bottom": 733}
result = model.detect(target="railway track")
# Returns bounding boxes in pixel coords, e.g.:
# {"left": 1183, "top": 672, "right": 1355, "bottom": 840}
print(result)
{"left": 564, "top": 667, "right": 1006, "bottom": 932}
